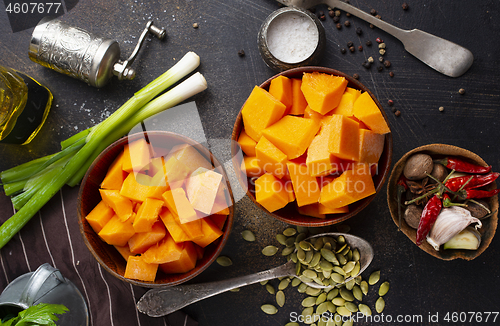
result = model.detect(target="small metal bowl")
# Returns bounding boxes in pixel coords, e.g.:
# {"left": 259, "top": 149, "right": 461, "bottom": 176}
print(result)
{"left": 258, "top": 7, "right": 326, "bottom": 72}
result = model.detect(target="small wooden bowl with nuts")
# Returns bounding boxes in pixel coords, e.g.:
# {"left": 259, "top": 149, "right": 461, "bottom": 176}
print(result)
{"left": 387, "top": 144, "right": 498, "bottom": 260}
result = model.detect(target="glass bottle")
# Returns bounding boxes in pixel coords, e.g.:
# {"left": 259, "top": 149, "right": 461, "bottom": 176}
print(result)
{"left": 0, "top": 66, "right": 53, "bottom": 145}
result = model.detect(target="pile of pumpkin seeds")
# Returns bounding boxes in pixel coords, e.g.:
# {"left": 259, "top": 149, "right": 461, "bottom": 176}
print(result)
{"left": 254, "top": 225, "right": 390, "bottom": 326}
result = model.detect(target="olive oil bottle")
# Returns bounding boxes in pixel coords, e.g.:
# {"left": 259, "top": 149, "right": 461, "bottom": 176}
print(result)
{"left": 0, "top": 66, "right": 52, "bottom": 144}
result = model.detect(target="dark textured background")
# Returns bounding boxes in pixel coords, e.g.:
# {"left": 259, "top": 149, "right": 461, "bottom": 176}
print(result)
{"left": 1, "top": 0, "right": 499, "bottom": 325}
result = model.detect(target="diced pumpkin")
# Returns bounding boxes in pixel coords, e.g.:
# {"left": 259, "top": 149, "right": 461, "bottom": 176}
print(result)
{"left": 324, "top": 114, "right": 360, "bottom": 161}
{"left": 168, "top": 144, "right": 213, "bottom": 175}
{"left": 162, "top": 155, "right": 190, "bottom": 186}
{"left": 241, "top": 86, "right": 287, "bottom": 141}
{"left": 268, "top": 75, "right": 293, "bottom": 113}
{"left": 262, "top": 115, "right": 320, "bottom": 159}
{"left": 255, "top": 136, "right": 288, "bottom": 179}
{"left": 98, "top": 215, "right": 135, "bottom": 246}
{"left": 317, "top": 203, "right": 349, "bottom": 214}
{"left": 211, "top": 184, "right": 231, "bottom": 215}
{"left": 306, "top": 120, "right": 345, "bottom": 177}
{"left": 186, "top": 167, "right": 223, "bottom": 214}
{"left": 286, "top": 162, "right": 321, "bottom": 207}
{"left": 133, "top": 197, "right": 164, "bottom": 232}
{"left": 85, "top": 200, "right": 114, "bottom": 233}
{"left": 146, "top": 157, "right": 165, "bottom": 177}
{"left": 161, "top": 190, "right": 178, "bottom": 216}
{"left": 352, "top": 92, "right": 390, "bottom": 134}
{"left": 289, "top": 78, "right": 308, "bottom": 115}
{"left": 122, "top": 138, "right": 151, "bottom": 173}
{"left": 145, "top": 169, "right": 170, "bottom": 200}
{"left": 114, "top": 245, "right": 133, "bottom": 261}
{"left": 303, "top": 106, "right": 324, "bottom": 127}
{"left": 193, "top": 217, "right": 223, "bottom": 248}
{"left": 124, "top": 256, "right": 158, "bottom": 282}
{"left": 194, "top": 244, "right": 205, "bottom": 260}
{"left": 209, "top": 214, "right": 227, "bottom": 230}
{"left": 99, "top": 189, "right": 133, "bottom": 221}
{"left": 329, "top": 92, "right": 355, "bottom": 117}
{"left": 241, "top": 156, "right": 263, "bottom": 177}
{"left": 120, "top": 173, "right": 153, "bottom": 203}
{"left": 301, "top": 72, "right": 348, "bottom": 115}
{"left": 171, "top": 188, "right": 199, "bottom": 224}
{"left": 128, "top": 221, "right": 167, "bottom": 254}
{"left": 237, "top": 129, "right": 257, "bottom": 157}
{"left": 159, "top": 241, "right": 198, "bottom": 274}
{"left": 101, "top": 151, "right": 127, "bottom": 190}
{"left": 358, "top": 129, "right": 385, "bottom": 163}
{"left": 160, "top": 194, "right": 204, "bottom": 240}
{"left": 142, "top": 234, "right": 183, "bottom": 264}
{"left": 297, "top": 204, "right": 326, "bottom": 219}
{"left": 284, "top": 179, "right": 295, "bottom": 202}
{"left": 345, "top": 87, "right": 362, "bottom": 101}
{"left": 254, "top": 173, "right": 289, "bottom": 212}
{"left": 159, "top": 207, "right": 190, "bottom": 243}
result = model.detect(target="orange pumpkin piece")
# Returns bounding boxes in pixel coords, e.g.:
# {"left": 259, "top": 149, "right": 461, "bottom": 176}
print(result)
{"left": 318, "top": 203, "right": 349, "bottom": 215}
{"left": 194, "top": 244, "right": 205, "bottom": 260}
{"left": 161, "top": 190, "right": 178, "bottom": 216}
{"left": 301, "top": 72, "right": 348, "bottom": 115}
{"left": 120, "top": 172, "right": 152, "bottom": 203}
{"left": 306, "top": 119, "right": 345, "bottom": 177}
{"left": 286, "top": 162, "right": 321, "bottom": 207}
{"left": 85, "top": 200, "right": 114, "bottom": 233}
{"left": 255, "top": 136, "right": 288, "bottom": 179}
{"left": 114, "top": 245, "right": 133, "bottom": 261}
{"left": 345, "top": 87, "right": 362, "bottom": 101}
{"left": 145, "top": 170, "right": 170, "bottom": 200}
{"left": 209, "top": 214, "right": 227, "bottom": 230}
{"left": 122, "top": 138, "right": 151, "bottom": 173}
{"left": 324, "top": 114, "right": 360, "bottom": 161}
{"left": 101, "top": 151, "right": 127, "bottom": 190}
{"left": 159, "top": 241, "right": 198, "bottom": 274}
{"left": 297, "top": 204, "right": 326, "bottom": 219}
{"left": 284, "top": 179, "right": 295, "bottom": 202}
{"left": 193, "top": 217, "right": 223, "bottom": 248}
{"left": 162, "top": 155, "right": 190, "bottom": 187}
{"left": 99, "top": 189, "right": 133, "bottom": 221}
{"left": 329, "top": 92, "right": 355, "bottom": 117}
{"left": 289, "top": 78, "right": 308, "bottom": 115}
{"left": 142, "top": 234, "right": 183, "bottom": 264}
{"left": 241, "top": 156, "right": 263, "bottom": 177}
{"left": 303, "top": 106, "right": 324, "bottom": 127}
{"left": 261, "top": 115, "right": 320, "bottom": 159}
{"left": 159, "top": 207, "right": 189, "bottom": 243}
{"left": 98, "top": 215, "right": 135, "bottom": 246}
{"left": 128, "top": 221, "right": 167, "bottom": 254}
{"left": 146, "top": 157, "right": 165, "bottom": 177}
{"left": 159, "top": 200, "right": 204, "bottom": 240}
{"left": 358, "top": 128, "right": 385, "bottom": 163}
{"left": 211, "top": 184, "right": 231, "bottom": 215}
{"left": 352, "top": 92, "right": 390, "bottom": 134}
{"left": 168, "top": 144, "right": 213, "bottom": 175}
{"left": 133, "top": 197, "right": 164, "bottom": 233}
{"left": 237, "top": 129, "right": 257, "bottom": 157}
{"left": 268, "top": 75, "right": 293, "bottom": 113}
{"left": 254, "top": 173, "right": 289, "bottom": 212}
{"left": 186, "top": 167, "right": 223, "bottom": 215}
{"left": 241, "top": 86, "right": 287, "bottom": 141}
{"left": 171, "top": 188, "right": 199, "bottom": 224}
{"left": 124, "top": 256, "right": 158, "bottom": 282}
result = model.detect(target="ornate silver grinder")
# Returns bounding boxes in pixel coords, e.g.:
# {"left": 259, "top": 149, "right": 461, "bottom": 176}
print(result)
{"left": 29, "top": 18, "right": 166, "bottom": 87}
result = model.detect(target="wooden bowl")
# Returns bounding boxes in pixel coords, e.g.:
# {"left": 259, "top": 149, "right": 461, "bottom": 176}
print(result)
{"left": 77, "top": 131, "right": 234, "bottom": 288}
{"left": 231, "top": 66, "right": 393, "bottom": 227}
{"left": 387, "top": 144, "right": 498, "bottom": 260}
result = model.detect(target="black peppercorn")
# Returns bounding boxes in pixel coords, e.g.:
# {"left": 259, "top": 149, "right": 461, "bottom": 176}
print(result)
{"left": 459, "top": 88, "right": 466, "bottom": 95}
{"left": 353, "top": 73, "right": 359, "bottom": 79}
{"left": 395, "top": 110, "right": 401, "bottom": 117}
{"left": 362, "top": 61, "right": 372, "bottom": 69}
{"left": 389, "top": 71, "right": 394, "bottom": 77}
{"left": 370, "top": 9, "right": 377, "bottom": 15}
{"left": 349, "top": 46, "right": 355, "bottom": 53}
{"left": 366, "top": 40, "right": 372, "bottom": 46}
{"left": 341, "top": 48, "right": 346, "bottom": 54}
{"left": 355, "top": 27, "right": 363, "bottom": 35}
{"left": 319, "top": 14, "right": 326, "bottom": 21}
{"left": 328, "top": 10, "right": 334, "bottom": 17}
{"left": 347, "top": 41, "right": 354, "bottom": 47}
{"left": 369, "top": 24, "right": 374, "bottom": 29}
{"left": 346, "top": 13, "right": 351, "bottom": 17}
{"left": 333, "top": 16, "right": 340, "bottom": 23}
{"left": 358, "top": 45, "right": 363, "bottom": 51}
{"left": 402, "top": 2, "right": 409, "bottom": 10}
{"left": 375, "top": 14, "right": 382, "bottom": 19}
{"left": 344, "top": 21, "right": 351, "bottom": 27}
{"left": 392, "top": 108, "right": 398, "bottom": 113}
{"left": 383, "top": 60, "right": 391, "bottom": 68}
{"left": 336, "top": 23, "right": 342, "bottom": 29}
{"left": 388, "top": 100, "right": 394, "bottom": 106}
{"left": 377, "top": 65, "right": 383, "bottom": 72}
{"left": 238, "top": 50, "right": 245, "bottom": 57}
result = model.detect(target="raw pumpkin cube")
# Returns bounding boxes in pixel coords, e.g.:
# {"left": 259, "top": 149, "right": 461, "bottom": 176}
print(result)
{"left": 289, "top": 78, "right": 308, "bottom": 115}
{"left": 146, "top": 157, "right": 165, "bottom": 177}
{"left": 329, "top": 92, "right": 355, "bottom": 117}
{"left": 171, "top": 188, "right": 199, "bottom": 224}
{"left": 317, "top": 203, "right": 349, "bottom": 214}
{"left": 324, "top": 114, "right": 360, "bottom": 161}
{"left": 262, "top": 115, "right": 320, "bottom": 159}
{"left": 209, "top": 214, "right": 227, "bottom": 230}
{"left": 120, "top": 173, "right": 153, "bottom": 203}
{"left": 101, "top": 151, "right": 127, "bottom": 190}
{"left": 159, "top": 241, "right": 198, "bottom": 274}
{"left": 284, "top": 179, "right": 295, "bottom": 202}
{"left": 301, "top": 72, "right": 348, "bottom": 115}
{"left": 133, "top": 197, "right": 164, "bottom": 233}
{"left": 237, "top": 129, "right": 257, "bottom": 157}
{"left": 114, "top": 245, "right": 133, "bottom": 261}
{"left": 193, "top": 217, "right": 223, "bottom": 248}
{"left": 241, "top": 86, "right": 287, "bottom": 141}
{"left": 306, "top": 123, "right": 344, "bottom": 177}
{"left": 98, "top": 215, "right": 135, "bottom": 246}
{"left": 162, "top": 155, "right": 191, "bottom": 186}
{"left": 161, "top": 190, "right": 178, "bottom": 216}
{"left": 353, "top": 92, "right": 390, "bottom": 134}
{"left": 168, "top": 144, "right": 213, "bottom": 175}
{"left": 194, "top": 244, "right": 205, "bottom": 260}
{"left": 124, "top": 256, "right": 158, "bottom": 282}
{"left": 145, "top": 170, "right": 170, "bottom": 200}
{"left": 287, "top": 162, "right": 321, "bottom": 207}
{"left": 303, "top": 106, "right": 324, "bottom": 127}
{"left": 319, "top": 166, "right": 376, "bottom": 209}
{"left": 159, "top": 207, "right": 190, "bottom": 243}
{"left": 268, "top": 75, "right": 293, "bottom": 113}
{"left": 358, "top": 129, "right": 385, "bottom": 163}
{"left": 345, "top": 87, "right": 361, "bottom": 101}
{"left": 211, "top": 184, "right": 231, "bottom": 215}
{"left": 241, "top": 156, "right": 263, "bottom": 177}
{"left": 85, "top": 200, "right": 114, "bottom": 233}
{"left": 255, "top": 136, "right": 288, "bottom": 179}
{"left": 254, "top": 173, "right": 289, "bottom": 212}
{"left": 128, "top": 221, "right": 167, "bottom": 254}
{"left": 142, "top": 234, "right": 183, "bottom": 264}
{"left": 186, "top": 167, "right": 223, "bottom": 215}
{"left": 99, "top": 189, "right": 133, "bottom": 221}
{"left": 122, "top": 138, "right": 151, "bottom": 173}
{"left": 297, "top": 204, "right": 326, "bottom": 219}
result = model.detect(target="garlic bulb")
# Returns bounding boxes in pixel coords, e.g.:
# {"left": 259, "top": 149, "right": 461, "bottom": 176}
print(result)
{"left": 426, "top": 206, "right": 482, "bottom": 251}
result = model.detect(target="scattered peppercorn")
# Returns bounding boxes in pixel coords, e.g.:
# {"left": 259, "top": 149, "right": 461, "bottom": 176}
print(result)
{"left": 358, "top": 45, "right": 363, "bottom": 51}
{"left": 389, "top": 71, "right": 394, "bottom": 77}
{"left": 370, "top": 9, "right": 377, "bottom": 15}
{"left": 336, "top": 23, "right": 342, "bottom": 29}
{"left": 377, "top": 65, "right": 384, "bottom": 72}
{"left": 344, "top": 20, "right": 351, "bottom": 27}
{"left": 238, "top": 50, "right": 245, "bottom": 57}
{"left": 402, "top": 2, "right": 409, "bottom": 10}
{"left": 319, "top": 14, "right": 326, "bottom": 21}
{"left": 439, "top": 106, "right": 445, "bottom": 112}
{"left": 192, "top": 22, "right": 199, "bottom": 28}
{"left": 375, "top": 14, "right": 382, "bottom": 19}
{"left": 392, "top": 108, "right": 398, "bottom": 113}
{"left": 379, "top": 43, "right": 386, "bottom": 49}
{"left": 346, "top": 13, "right": 351, "bottom": 17}
{"left": 353, "top": 73, "right": 359, "bottom": 79}
{"left": 383, "top": 60, "right": 391, "bottom": 68}
{"left": 328, "top": 10, "right": 335, "bottom": 17}
{"left": 395, "top": 110, "right": 401, "bottom": 117}
{"left": 347, "top": 41, "right": 354, "bottom": 47}
{"left": 362, "top": 61, "right": 372, "bottom": 69}
{"left": 349, "top": 46, "right": 355, "bottom": 52}
{"left": 333, "top": 16, "right": 340, "bottom": 23}
{"left": 370, "top": 24, "right": 374, "bottom": 29}
{"left": 379, "top": 56, "right": 384, "bottom": 62}
{"left": 368, "top": 56, "right": 374, "bottom": 63}
{"left": 376, "top": 37, "right": 383, "bottom": 43}
{"left": 335, "top": 10, "right": 341, "bottom": 17}
{"left": 379, "top": 49, "right": 386, "bottom": 55}
{"left": 459, "top": 88, "right": 466, "bottom": 95}
{"left": 388, "top": 100, "right": 394, "bottom": 106}
{"left": 366, "top": 40, "right": 372, "bottom": 46}
{"left": 341, "top": 48, "right": 346, "bottom": 54}
{"left": 356, "top": 27, "right": 363, "bottom": 35}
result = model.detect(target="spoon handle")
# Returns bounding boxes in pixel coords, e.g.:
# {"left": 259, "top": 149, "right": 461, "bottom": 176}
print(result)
{"left": 136, "top": 261, "right": 295, "bottom": 317}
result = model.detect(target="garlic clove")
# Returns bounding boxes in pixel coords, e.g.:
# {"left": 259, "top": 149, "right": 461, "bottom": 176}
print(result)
{"left": 443, "top": 226, "right": 481, "bottom": 250}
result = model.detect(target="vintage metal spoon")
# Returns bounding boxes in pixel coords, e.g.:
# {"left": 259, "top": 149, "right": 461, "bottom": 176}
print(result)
{"left": 136, "top": 232, "right": 373, "bottom": 317}
{"left": 276, "top": 0, "right": 473, "bottom": 77}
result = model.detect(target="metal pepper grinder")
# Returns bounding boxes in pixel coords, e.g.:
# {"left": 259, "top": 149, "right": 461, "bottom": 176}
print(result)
{"left": 28, "top": 18, "right": 166, "bottom": 87}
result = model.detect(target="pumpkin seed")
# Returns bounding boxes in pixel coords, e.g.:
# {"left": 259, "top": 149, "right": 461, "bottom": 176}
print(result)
{"left": 336, "top": 254, "right": 347, "bottom": 265}
{"left": 282, "top": 246, "right": 295, "bottom": 256}
{"left": 310, "top": 252, "right": 322, "bottom": 267}
{"left": 279, "top": 278, "right": 290, "bottom": 290}
{"left": 358, "top": 303, "right": 372, "bottom": 316}
{"left": 327, "top": 301, "right": 336, "bottom": 313}
{"left": 304, "top": 313, "right": 320, "bottom": 325}
{"left": 340, "top": 288, "right": 354, "bottom": 301}
{"left": 298, "top": 283, "right": 308, "bottom": 293}
{"left": 276, "top": 233, "right": 287, "bottom": 245}
{"left": 352, "top": 248, "right": 360, "bottom": 261}
{"left": 300, "top": 275, "right": 313, "bottom": 283}
{"left": 302, "top": 296, "right": 317, "bottom": 307}
{"left": 345, "top": 278, "right": 355, "bottom": 290}
{"left": 322, "top": 269, "right": 331, "bottom": 279}
{"left": 290, "top": 252, "right": 298, "bottom": 263}
{"left": 260, "top": 280, "right": 268, "bottom": 285}
{"left": 335, "top": 243, "right": 347, "bottom": 254}
{"left": 343, "top": 261, "right": 356, "bottom": 274}
{"left": 337, "top": 235, "right": 346, "bottom": 245}
{"left": 216, "top": 256, "right": 232, "bottom": 267}
{"left": 299, "top": 240, "right": 312, "bottom": 251}
{"left": 341, "top": 245, "right": 350, "bottom": 257}
{"left": 319, "top": 260, "right": 334, "bottom": 271}
{"left": 351, "top": 261, "right": 360, "bottom": 277}
{"left": 285, "top": 236, "right": 296, "bottom": 247}
{"left": 301, "top": 307, "right": 314, "bottom": 318}
{"left": 354, "top": 275, "right": 362, "bottom": 285}
{"left": 342, "top": 319, "right": 354, "bottom": 326}
{"left": 345, "top": 302, "right": 358, "bottom": 313}
{"left": 283, "top": 227, "right": 297, "bottom": 236}
{"left": 331, "top": 273, "right": 345, "bottom": 284}
{"left": 285, "top": 323, "right": 300, "bottom": 326}
{"left": 291, "top": 277, "right": 302, "bottom": 287}
{"left": 345, "top": 250, "right": 353, "bottom": 262}
{"left": 297, "top": 247, "right": 306, "bottom": 261}
{"left": 276, "top": 290, "right": 285, "bottom": 307}
{"left": 379, "top": 281, "right": 390, "bottom": 296}
{"left": 336, "top": 306, "right": 351, "bottom": 317}
{"left": 241, "top": 230, "right": 255, "bottom": 242}
{"left": 316, "top": 301, "right": 329, "bottom": 315}
{"left": 327, "top": 288, "right": 339, "bottom": 300}
{"left": 266, "top": 284, "right": 275, "bottom": 294}
{"left": 295, "top": 261, "right": 302, "bottom": 276}
{"left": 334, "top": 314, "right": 343, "bottom": 326}
{"left": 332, "top": 297, "right": 345, "bottom": 306}
{"left": 262, "top": 245, "right": 279, "bottom": 256}
{"left": 316, "top": 293, "right": 327, "bottom": 305}
{"left": 295, "top": 232, "right": 308, "bottom": 244}
{"left": 323, "top": 243, "right": 332, "bottom": 251}
{"left": 230, "top": 288, "right": 240, "bottom": 292}
{"left": 305, "top": 250, "right": 314, "bottom": 264}
{"left": 368, "top": 270, "right": 380, "bottom": 285}
{"left": 352, "top": 285, "right": 363, "bottom": 301}
{"left": 375, "top": 296, "right": 385, "bottom": 313}
{"left": 305, "top": 286, "right": 322, "bottom": 296}
{"left": 303, "top": 269, "right": 317, "bottom": 279}
{"left": 313, "top": 237, "right": 324, "bottom": 251}
{"left": 297, "top": 226, "right": 308, "bottom": 233}
{"left": 261, "top": 304, "right": 278, "bottom": 315}
{"left": 360, "top": 281, "right": 369, "bottom": 295}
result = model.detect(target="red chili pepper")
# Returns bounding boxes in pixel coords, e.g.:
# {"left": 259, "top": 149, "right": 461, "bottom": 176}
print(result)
{"left": 445, "top": 172, "right": 500, "bottom": 192}
{"left": 416, "top": 195, "right": 442, "bottom": 246}
{"left": 459, "top": 188, "right": 500, "bottom": 200}
{"left": 442, "top": 193, "right": 467, "bottom": 208}
{"left": 436, "top": 157, "right": 491, "bottom": 174}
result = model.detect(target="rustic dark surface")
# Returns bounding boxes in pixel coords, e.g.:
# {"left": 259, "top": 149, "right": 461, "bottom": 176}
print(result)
{"left": 1, "top": 1, "right": 499, "bottom": 325}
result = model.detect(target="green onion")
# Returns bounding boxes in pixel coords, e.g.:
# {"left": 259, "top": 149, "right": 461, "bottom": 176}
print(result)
{"left": 0, "top": 52, "right": 206, "bottom": 249}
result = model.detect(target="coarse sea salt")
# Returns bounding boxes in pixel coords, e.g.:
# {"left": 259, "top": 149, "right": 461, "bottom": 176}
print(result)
{"left": 266, "top": 12, "right": 319, "bottom": 64}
